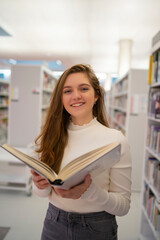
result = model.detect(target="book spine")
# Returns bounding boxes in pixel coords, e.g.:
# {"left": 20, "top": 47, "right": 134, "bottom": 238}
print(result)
{"left": 148, "top": 55, "right": 153, "bottom": 85}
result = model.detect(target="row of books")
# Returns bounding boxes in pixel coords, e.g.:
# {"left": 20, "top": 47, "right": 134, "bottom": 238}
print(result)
{"left": 113, "top": 96, "right": 127, "bottom": 109}
{"left": 0, "top": 109, "right": 8, "bottom": 119}
{"left": 146, "top": 157, "right": 160, "bottom": 193}
{"left": 146, "top": 123, "right": 160, "bottom": 153}
{"left": 0, "top": 82, "right": 9, "bottom": 93}
{"left": 43, "top": 72, "right": 56, "bottom": 90}
{"left": 0, "top": 98, "right": 9, "bottom": 106}
{"left": 113, "top": 111, "right": 126, "bottom": 127}
{"left": 113, "top": 77, "right": 128, "bottom": 94}
{"left": 148, "top": 87, "right": 160, "bottom": 119}
{"left": 149, "top": 50, "right": 160, "bottom": 85}
{"left": 42, "top": 92, "right": 52, "bottom": 105}
{"left": 0, "top": 121, "right": 8, "bottom": 145}
{"left": 143, "top": 184, "right": 160, "bottom": 233}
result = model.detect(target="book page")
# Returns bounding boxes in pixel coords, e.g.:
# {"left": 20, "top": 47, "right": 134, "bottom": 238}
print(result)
{"left": 1, "top": 144, "right": 57, "bottom": 181}
{"left": 59, "top": 142, "right": 120, "bottom": 178}
{"left": 56, "top": 144, "right": 121, "bottom": 189}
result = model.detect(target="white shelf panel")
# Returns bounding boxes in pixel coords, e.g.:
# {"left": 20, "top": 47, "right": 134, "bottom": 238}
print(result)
{"left": 41, "top": 104, "right": 49, "bottom": 110}
{"left": 0, "top": 80, "right": 9, "bottom": 85}
{"left": 0, "top": 174, "right": 30, "bottom": 184}
{"left": 0, "top": 92, "right": 9, "bottom": 96}
{"left": 43, "top": 88, "right": 53, "bottom": 93}
{"left": 110, "top": 69, "right": 148, "bottom": 192}
{"left": 144, "top": 177, "right": 160, "bottom": 202}
{"left": 151, "top": 41, "right": 160, "bottom": 53}
{"left": 148, "top": 115, "right": 160, "bottom": 123}
{"left": 9, "top": 65, "right": 57, "bottom": 146}
{"left": 112, "top": 91, "right": 128, "bottom": 98}
{"left": 111, "top": 106, "right": 127, "bottom": 113}
{"left": 0, "top": 183, "right": 32, "bottom": 192}
{"left": 142, "top": 206, "right": 160, "bottom": 240}
{"left": 114, "top": 72, "right": 128, "bottom": 85}
{"left": 145, "top": 146, "right": 160, "bottom": 162}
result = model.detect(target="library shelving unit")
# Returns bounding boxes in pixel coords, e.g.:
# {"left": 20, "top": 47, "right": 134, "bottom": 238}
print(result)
{"left": 0, "top": 76, "right": 9, "bottom": 145}
{"left": 8, "top": 64, "right": 57, "bottom": 147}
{"left": 139, "top": 33, "right": 160, "bottom": 240}
{"left": 0, "top": 147, "right": 33, "bottom": 196}
{"left": 109, "top": 69, "right": 148, "bottom": 192}
{"left": 0, "top": 64, "right": 57, "bottom": 195}
{"left": 104, "top": 90, "right": 112, "bottom": 126}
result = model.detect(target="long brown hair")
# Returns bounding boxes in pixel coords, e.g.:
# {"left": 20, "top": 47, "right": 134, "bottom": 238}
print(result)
{"left": 35, "top": 64, "right": 109, "bottom": 173}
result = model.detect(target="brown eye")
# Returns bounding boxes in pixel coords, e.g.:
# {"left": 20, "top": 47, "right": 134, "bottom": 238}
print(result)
{"left": 81, "top": 87, "right": 89, "bottom": 92}
{"left": 63, "top": 89, "right": 71, "bottom": 94}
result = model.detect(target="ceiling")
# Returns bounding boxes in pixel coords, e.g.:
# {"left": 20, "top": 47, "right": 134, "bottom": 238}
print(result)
{"left": 0, "top": 0, "right": 160, "bottom": 74}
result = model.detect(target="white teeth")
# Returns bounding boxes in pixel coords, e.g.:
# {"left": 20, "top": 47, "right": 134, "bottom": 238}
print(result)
{"left": 72, "top": 103, "right": 83, "bottom": 107}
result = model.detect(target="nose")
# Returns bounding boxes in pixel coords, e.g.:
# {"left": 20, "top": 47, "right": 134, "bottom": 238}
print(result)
{"left": 72, "top": 89, "right": 81, "bottom": 99}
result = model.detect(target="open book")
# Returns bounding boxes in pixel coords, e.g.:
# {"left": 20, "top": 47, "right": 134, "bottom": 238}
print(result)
{"left": 0, "top": 142, "right": 121, "bottom": 190}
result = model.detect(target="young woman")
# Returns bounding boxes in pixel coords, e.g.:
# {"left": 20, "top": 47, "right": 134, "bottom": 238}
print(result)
{"left": 31, "top": 64, "right": 132, "bottom": 240}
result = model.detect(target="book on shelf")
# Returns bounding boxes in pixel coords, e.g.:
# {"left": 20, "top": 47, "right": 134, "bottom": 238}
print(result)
{"left": 156, "top": 131, "right": 160, "bottom": 153}
{"left": 152, "top": 51, "right": 159, "bottom": 84}
{"left": 0, "top": 142, "right": 121, "bottom": 190}
{"left": 146, "top": 157, "right": 160, "bottom": 192}
{"left": 146, "top": 122, "right": 160, "bottom": 152}
{"left": 149, "top": 51, "right": 160, "bottom": 85}
{"left": 148, "top": 87, "right": 160, "bottom": 116}
{"left": 146, "top": 157, "right": 159, "bottom": 184}
{"left": 155, "top": 93, "right": 160, "bottom": 119}
{"left": 156, "top": 214, "right": 160, "bottom": 232}
{"left": 148, "top": 55, "right": 153, "bottom": 85}
{"left": 158, "top": 51, "right": 160, "bottom": 84}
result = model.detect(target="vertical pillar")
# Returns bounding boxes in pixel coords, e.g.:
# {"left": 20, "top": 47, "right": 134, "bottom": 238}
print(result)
{"left": 118, "top": 39, "right": 132, "bottom": 77}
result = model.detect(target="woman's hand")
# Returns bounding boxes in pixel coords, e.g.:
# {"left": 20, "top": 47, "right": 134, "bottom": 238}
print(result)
{"left": 54, "top": 174, "right": 92, "bottom": 199}
{"left": 31, "top": 169, "right": 50, "bottom": 189}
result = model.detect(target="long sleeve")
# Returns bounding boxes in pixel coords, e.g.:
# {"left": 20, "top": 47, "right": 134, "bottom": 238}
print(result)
{"left": 80, "top": 131, "right": 132, "bottom": 216}
{"left": 33, "top": 184, "right": 52, "bottom": 197}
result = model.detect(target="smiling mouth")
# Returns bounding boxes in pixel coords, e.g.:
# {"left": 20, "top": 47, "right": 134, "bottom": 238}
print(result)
{"left": 71, "top": 103, "right": 85, "bottom": 107}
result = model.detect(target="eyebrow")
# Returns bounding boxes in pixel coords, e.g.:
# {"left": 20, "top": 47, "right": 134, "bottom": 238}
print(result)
{"left": 63, "top": 83, "right": 91, "bottom": 89}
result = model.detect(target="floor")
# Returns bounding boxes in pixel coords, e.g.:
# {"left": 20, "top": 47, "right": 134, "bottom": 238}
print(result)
{"left": 0, "top": 189, "right": 141, "bottom": 240}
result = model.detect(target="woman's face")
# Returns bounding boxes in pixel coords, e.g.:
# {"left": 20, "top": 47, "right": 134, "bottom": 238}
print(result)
{"left": 62, "top": 72, "right": 98, "bottom": 125}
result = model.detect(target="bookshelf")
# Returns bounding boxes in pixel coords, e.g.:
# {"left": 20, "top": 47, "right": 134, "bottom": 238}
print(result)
{"left": 0, "top": 65, "right": 57, "bottom": 195}
{"left": 0, "top": 146, "right": 33, "bottom": 196}
{"left": 139, "top": 33, "right": 160, "bottom": 240}
{"left": 8, "top": 64, "right": 57, "bottom": 147}
{"left": 109, "top": 69, "right": 148, "bottom": 191}
{"left": 0, "top": 72, "right": 10, "bottom": 145}
{"left": 104, "top": 90, "right": 112, "bottom": 126}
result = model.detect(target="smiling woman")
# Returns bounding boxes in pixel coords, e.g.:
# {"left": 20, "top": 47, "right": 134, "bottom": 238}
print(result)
{"left": 62, "top": 72, "right": 98, "bottom": 125}
{"left": 31, "top": 64, "right": 132, "bottom": 240}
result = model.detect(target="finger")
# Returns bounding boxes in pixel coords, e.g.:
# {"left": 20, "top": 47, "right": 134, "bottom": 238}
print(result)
{"left": 33, "top": 175, "right": 48, "bottom": 183}
{"left": 37, "top": 179, "right": 50, "bottom": 186}
{"left": 36, "top": 182, "right": 50, "bottom": 189}
{"left": 84, "top": 174, "right": 91, "bottom": 185}
{"left": 30, "top": 169, "right": 39, "bottom": 176}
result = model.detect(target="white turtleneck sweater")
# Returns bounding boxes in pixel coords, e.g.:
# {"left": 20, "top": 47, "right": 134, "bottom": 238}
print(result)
{"left": 33, "top": 118, "right": 132, "bottom": 216}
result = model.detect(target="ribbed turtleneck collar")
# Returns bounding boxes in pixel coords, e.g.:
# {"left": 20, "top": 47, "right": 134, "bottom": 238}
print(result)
{"left": 68, "top": 118, "right": 97, "bottom": 131}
